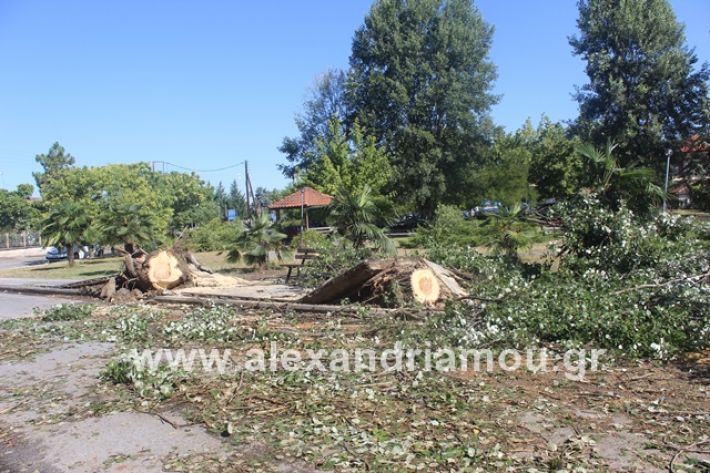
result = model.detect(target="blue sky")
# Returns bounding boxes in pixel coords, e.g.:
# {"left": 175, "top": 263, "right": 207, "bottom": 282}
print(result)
{"left": 1, "top": 0, "right": 708, "bottom": 194}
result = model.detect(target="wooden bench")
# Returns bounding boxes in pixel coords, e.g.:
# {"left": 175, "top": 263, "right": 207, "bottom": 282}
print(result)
{"left": 283, "top": 247, "right": 320, "bottom": 283}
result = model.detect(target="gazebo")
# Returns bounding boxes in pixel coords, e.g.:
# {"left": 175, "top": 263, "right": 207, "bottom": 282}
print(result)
{"left": 268, "top": 186, "right": 333, "bottom": 229}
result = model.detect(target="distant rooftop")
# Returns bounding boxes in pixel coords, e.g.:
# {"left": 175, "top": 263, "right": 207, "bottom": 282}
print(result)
{"left": 268, "top": 186, "right": 333, "bottom": 210}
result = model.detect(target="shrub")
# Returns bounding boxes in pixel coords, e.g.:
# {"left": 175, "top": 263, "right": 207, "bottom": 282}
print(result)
{"left": 187, "top": 218, "right": 243, "bottom": 252}
{"left": 291, "top": 229, "right": 328, "bottom": 249}
{"left": 412, "top": 204, "right": 546, "bottom": 252}
{"left": 410, "top": 205, "right": 478, "bottom": 247}
{"left": 227, "top": 214, "right": 289, "bottom": 268}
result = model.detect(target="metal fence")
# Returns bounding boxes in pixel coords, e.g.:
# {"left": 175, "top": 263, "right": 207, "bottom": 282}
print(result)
{"left": 1, "top": 231, "right": 42, "bottom": 249}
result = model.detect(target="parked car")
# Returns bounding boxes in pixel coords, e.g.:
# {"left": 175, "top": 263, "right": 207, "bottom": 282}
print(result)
{"left": 472, "top": 200, "right": 503, "bottom": 218}
{"left": 389, "top": 214, "right": 426, "bottom": 232}
{"left": 536, "top": 198, "right": 558, "bottom": 215}
{"left": 45, "top": 245, "right": 91, "bottom": 262}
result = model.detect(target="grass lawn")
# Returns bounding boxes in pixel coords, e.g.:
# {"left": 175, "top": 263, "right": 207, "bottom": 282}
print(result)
{"left": 0, "top": 257, "right": 123, "bottom": 279}
{"left": 0, "top": 251, "right": 248, "bottom": 280}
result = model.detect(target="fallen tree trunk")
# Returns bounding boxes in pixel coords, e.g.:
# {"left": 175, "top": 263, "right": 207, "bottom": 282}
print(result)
{"left": 301, "top": 257, "right": 467, "bottom": 307}
{"left": 66, "top": 248, "right": 251, "bottom": 302}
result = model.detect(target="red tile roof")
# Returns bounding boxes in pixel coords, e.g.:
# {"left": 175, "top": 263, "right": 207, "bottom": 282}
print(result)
{"left": 680, "top": 134, "right": 709, "bottom": 154}
{"left": 269, "top": 187, "right": 333, "bottom": 209}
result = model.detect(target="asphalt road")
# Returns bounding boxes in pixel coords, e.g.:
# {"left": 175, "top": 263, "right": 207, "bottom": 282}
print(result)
{"left": 0, "top": 255, "right": 46, "bottom": 271}
{"left": 0, "top": 292, "right": 79, "bottom": 320}
{"left": 0, "top": 255, "right": 81, "bottom": 320}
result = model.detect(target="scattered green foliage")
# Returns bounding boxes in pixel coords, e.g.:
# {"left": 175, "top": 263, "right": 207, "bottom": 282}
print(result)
{"left": 427, "top": 204, "right": 709, "bottom": 359}
{"left": 101, "top": 354, "right": 188, "bottom": 400}
{"left": 39, "top": 303, "right": 94, "bottom": 322}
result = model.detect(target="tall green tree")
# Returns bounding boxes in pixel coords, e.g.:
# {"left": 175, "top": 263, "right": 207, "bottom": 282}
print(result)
{"left": 214, "top": 182, "right": 228, "bottom": 219}
{"left": 471, "top": 131, "right": 532, "bottom": 207}
{"left": 41, "top": 201, "right": 91, "bottom": 266}
{"left": 305, "top": 117, "right": 392, "bottom": 196}
{"left": 279, "top": 69, "right": 348, "bottom": 178}
{"left": 153, "top": 172, "right": 218, "bottom": 232}
{"left": 227, "top": 180, "right": 248, "bottom": 219}
{"left": 525, "top": 117, "right": 584, "bottom": 199}
{"left": 0, "top": 187, "right": 40, "bottom": 231}
{"left": 348, "top": 0, "right": 498, "bottom": 217}
{"left": 570, "top": 0, "right": 710, "bottom": 169}
{"left": 33, "top": 142, "right": 76, "bottom": 190}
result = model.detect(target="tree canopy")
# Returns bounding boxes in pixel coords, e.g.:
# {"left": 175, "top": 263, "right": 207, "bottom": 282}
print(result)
{"left": 570, "top": 0, "right": 710, "bottom": 170}
{"left": 279, "top": 69, "right": 348, "bottom": 179}
{"left": 304, "top": 117, "right": 392, "bottom": 196}
{"left": 348, "top": 0, "right": 498, "bottom": 216}
{"left": 33, "top": 142, "right": 76, "bottom": 191}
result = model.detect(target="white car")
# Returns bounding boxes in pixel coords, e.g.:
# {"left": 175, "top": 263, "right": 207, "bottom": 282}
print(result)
{"left": 45, "top": 245, "right": 90, "bottom": 262}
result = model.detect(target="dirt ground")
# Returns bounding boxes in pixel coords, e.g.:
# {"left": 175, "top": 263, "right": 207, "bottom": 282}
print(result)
{"left": 0, "top": 298, "right": 708, "bottom": 472}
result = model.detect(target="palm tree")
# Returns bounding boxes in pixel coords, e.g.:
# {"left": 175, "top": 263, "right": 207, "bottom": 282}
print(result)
{"left": 577, "top": 141, "right": 666, "bottom": 212}
{"left": 480, "top": 204, "right": 535, "bottom": 259}
{"left": 98, "top": 203, "right": 154, "bottom": 254}
{"left": 227, "top": 214, "right": 288, "bottom": 268}
{"left": 328, "top": 185, "right": 394, "bottom": 253}
{"left": 41, "top": 201, "right": 92, "bottom": 266}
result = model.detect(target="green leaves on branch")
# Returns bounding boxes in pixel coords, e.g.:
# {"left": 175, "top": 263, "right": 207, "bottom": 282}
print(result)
{"left": 570, "top": 0, "right": 710, "bottom": 170}
{"left": 577, "top": 141, "right": 666, "bottom": 214}
{"left": 304, "top": 117, "right": 392, "bottom": 198}
{"left": 327, "top": 185, "right": 394, "bottom": 254}
{"left": 97, "top": 203, "right": 157, "bottom": 253}
{"left": 227, "top": 214, "right": 288, "bottom": 268}
{"left": 41, "top": 201, "right": 93, "bottom": 266}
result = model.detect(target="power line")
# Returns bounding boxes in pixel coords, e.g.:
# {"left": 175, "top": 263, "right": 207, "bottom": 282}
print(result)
{"left": 152, "top": 161, "right": 246, "bottom": 173}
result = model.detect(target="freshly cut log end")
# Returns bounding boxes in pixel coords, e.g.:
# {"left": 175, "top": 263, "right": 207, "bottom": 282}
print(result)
{"left": 301, "top": 257, "right": 464, "bottom": 308}
{"left": 410, "top": 268, "right": 440, "bottom": 305}
{"left": 146, "top": 250, "right": 187, "bottom": 290}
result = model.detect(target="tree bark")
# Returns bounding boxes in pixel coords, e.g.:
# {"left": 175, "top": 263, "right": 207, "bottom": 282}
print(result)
{"left": 66, "top": 243, "right": 75, "bottom": 267}
{"left": 300, "top": 257, "right": 466, "bottom": 307}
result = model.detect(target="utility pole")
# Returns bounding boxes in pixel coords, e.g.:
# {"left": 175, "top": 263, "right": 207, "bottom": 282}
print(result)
{"left": 244, "top": 160, "right": 258, "bottom": 217}
{"left": 300, "top": 187, "right": 305, "bottom": 234}
{"left": 244, "top": 161, "right": 250, "bottom": 215}
{"left": 663, "top": 149, "right": 671, "bottom": 213}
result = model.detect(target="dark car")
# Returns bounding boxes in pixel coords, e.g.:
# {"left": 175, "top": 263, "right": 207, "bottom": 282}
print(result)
{"left": 389, "top": 214, "right": 426, "bottom": 232}
{"left": 472, "top": 200, "right": 503, "bottom": 218}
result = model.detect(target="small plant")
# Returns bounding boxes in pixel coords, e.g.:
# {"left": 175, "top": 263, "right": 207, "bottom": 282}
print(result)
{"left": 162, "top": 306, "right": 291, "bottom": 343}
{"left": 479, "top": 204, "right": 537, "bottom": 258}
{"left": 40, "top": 303, "right": 93, "bottom": 321}
{"left": 227, "top": 213, "right": 289, "bottom": 268}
